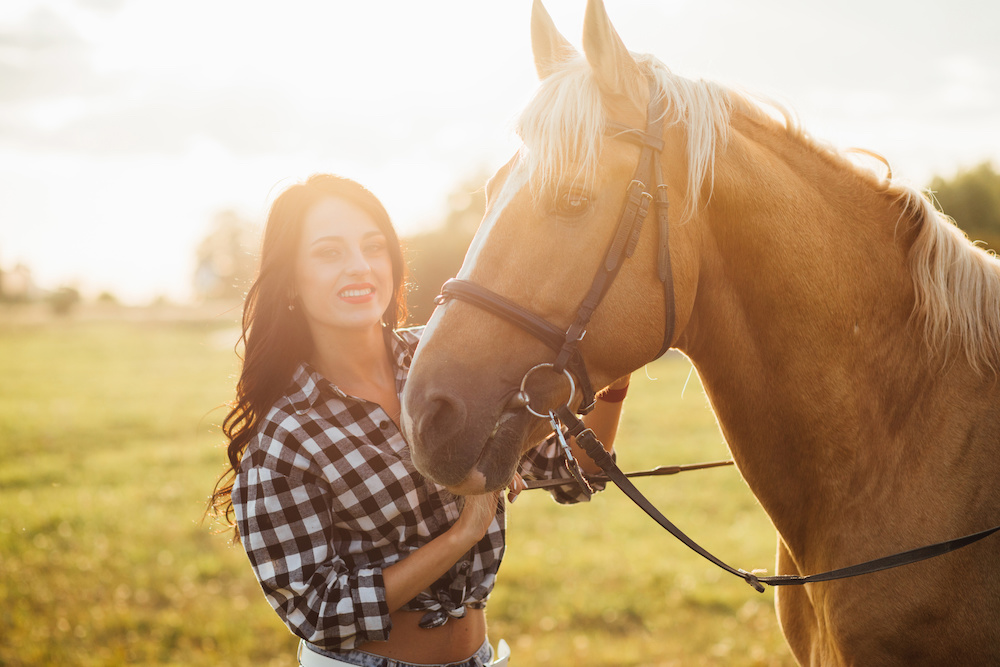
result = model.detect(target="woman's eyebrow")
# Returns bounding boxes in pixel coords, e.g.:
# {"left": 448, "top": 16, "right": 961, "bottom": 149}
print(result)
{"left": 310, "top": 231, "right": 385, "bottom": 245}
{"left": 309, "top": 235, "right": 345, "bottom": 246}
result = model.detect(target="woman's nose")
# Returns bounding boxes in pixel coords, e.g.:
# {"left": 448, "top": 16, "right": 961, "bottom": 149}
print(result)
{"left": 344, "top": 250, "right": 371, "bottom": 276}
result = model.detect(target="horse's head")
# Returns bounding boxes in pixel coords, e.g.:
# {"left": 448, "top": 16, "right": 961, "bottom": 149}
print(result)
{"left": 402, "top": 0, "right": 725, "bottom": 494}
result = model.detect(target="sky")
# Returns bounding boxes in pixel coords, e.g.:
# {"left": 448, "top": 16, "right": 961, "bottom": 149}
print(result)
{"left": 1, "top": 0, "right": 998, "bottom": 305}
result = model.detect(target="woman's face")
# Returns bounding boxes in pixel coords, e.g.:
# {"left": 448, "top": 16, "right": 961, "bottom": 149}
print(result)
{"left": 293, "top": 196, "right": 394, "bottom": 334}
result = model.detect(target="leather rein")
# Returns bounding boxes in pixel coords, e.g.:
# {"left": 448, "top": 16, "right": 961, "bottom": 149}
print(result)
{"left": 433, "top": 79, "right": 1000, "bottom": 592}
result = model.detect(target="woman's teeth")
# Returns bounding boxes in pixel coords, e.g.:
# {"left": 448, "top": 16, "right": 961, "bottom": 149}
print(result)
{"left": 340, "top": 287, "right": 373, "bottom": 297}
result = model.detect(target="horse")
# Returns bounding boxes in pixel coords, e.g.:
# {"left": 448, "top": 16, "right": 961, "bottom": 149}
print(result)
{"left": 399, "top": 1, "right": 1000, "bottom": 663}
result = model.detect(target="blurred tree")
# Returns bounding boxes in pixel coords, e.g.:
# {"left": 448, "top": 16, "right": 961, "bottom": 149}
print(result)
{"left": 929, "top": 162, "right": 1000, "bottom": 253}
{"left": 194, "top": 210, "right": 259, "bottom": 301}
{"left": 96, "top": 291, "right": 119, "bottom": 305}
{"left": 1, "top": 263, "right": 39, "bottom": 303}
{"left": 403, "top": 174, "right": 488, "bottom": 325}
{"left": 49, "top": 286, "right": 80, "bottom": 316}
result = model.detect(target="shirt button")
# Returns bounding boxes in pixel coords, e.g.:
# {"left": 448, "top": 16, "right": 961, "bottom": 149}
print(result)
{"left": 379, "top": 420, "right": 391, "bottom": 430}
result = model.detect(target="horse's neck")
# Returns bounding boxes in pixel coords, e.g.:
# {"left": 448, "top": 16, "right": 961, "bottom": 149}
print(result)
{"left": 677, "top": 117, "right": 996, "bottom": 557}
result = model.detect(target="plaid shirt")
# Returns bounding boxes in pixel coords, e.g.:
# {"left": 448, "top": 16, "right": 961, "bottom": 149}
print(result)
{"left": 231, "top": 326, "right": 598, "bottom": 651}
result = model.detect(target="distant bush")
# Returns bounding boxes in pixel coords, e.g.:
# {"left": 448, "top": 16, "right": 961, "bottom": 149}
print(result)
{"left": 929, "top": 162, "right": 1000, "bottom": 253}
{"left": 96, "top": 291, "right": 119, "bottom": 305}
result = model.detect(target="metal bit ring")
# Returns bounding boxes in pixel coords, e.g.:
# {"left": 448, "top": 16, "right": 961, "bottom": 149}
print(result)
{"left": 518, "top": 363, "right": 578, "bottom": 418}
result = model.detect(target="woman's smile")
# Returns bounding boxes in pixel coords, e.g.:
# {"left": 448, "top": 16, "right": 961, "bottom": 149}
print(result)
{"left": 338, "top": 283, "right": 377, "bottom": 303}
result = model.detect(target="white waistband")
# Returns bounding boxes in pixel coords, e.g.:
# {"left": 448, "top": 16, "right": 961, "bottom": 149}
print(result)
{"left": 297, "top": 641, "right": 354, "bottom": 667}
{"left": 297, "top": 639, "right": 510, "bottom": 667}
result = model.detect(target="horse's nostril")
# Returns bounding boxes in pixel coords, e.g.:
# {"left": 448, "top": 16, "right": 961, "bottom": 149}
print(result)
{"left": 408, "top": 389, "right": 475, "bottom": 485}
{"left": 421, "top": 391, "right": 468, "bottom": 443}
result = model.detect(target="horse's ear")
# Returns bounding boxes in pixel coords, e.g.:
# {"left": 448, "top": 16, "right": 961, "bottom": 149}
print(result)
{"left": 582, "top": 0, "right": 644, "bottom": 100}
{"left": 531, "top": 0, "right": 576, "bottom": 80}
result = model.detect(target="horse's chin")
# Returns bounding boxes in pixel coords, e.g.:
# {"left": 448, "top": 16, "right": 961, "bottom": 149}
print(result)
{"left": 444, "top": 412, "right": 538, "bottom": 495}
{"left": 445, "top": 470, "right": 492, "bottom": 496}
{"left": 448, "top": 435, "right": 523, "bottom": 495}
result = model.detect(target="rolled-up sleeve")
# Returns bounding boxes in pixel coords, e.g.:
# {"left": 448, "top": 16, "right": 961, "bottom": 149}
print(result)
{"left": 518, "top": 432, "right": 611, "bottom": 504}
{"left": 232, "top": 462, "right": 391, "bottom": 650}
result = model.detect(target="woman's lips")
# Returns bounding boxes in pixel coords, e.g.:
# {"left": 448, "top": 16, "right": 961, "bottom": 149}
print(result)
{"left": 338, "top": 284, "right": 376, "bottom": 304}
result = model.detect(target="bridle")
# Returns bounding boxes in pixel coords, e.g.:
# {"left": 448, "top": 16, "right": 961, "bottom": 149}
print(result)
{"left": 434, "top": 77, "right": 1000, "bottom": 592}
{"left": 436, "top": 78, "right": 675, "bottom": 415}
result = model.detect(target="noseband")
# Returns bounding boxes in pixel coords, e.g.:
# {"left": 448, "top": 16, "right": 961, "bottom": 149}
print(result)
{"left": 436, "top": 79, "right": 676, "bottom": 415}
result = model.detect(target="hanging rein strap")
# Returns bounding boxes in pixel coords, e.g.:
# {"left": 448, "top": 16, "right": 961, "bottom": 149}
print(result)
{"left": 552, "top": 405, "right": 1000, "bottom": 593}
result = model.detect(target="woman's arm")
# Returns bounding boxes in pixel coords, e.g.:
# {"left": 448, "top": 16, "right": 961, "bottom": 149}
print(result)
{"left": 570, "top": 374, "right": 631, "bottom": 475}
{"left": 234, "top": 465, "right": 393, "bottom": 649}
{"left": 381, "top": 492, "right": 499, "bottom": 612}
{"left": 234, "top": 463, "right": 501, "bottom": 649}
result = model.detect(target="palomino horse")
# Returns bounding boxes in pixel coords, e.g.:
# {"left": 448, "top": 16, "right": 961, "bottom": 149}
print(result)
{"left": 400, "top": 0, "right": 1000, "bottom": 664}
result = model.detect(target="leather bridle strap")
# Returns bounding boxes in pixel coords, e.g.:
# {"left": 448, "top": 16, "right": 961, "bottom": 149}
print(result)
{"left": 437, "top": 77, "right": 676, "bottom": 414}
{"left": 607, "top": 118, "right": 676, "bottom": 358}
{"left": 436, "top": 279, "right": 566, "bottom": 352}
{"left": 653, "top": 157, "right": 676, "bottom": 357}
{"left": 555, "top": 404, "right": 1000, "bottom": 593}
{"left": 436, "top": 278, "right": 594, "bottom": 405}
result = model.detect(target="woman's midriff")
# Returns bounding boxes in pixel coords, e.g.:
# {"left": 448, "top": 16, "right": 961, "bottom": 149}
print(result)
{"left": 356, "top": 608, "right": 487, "bottom": 664}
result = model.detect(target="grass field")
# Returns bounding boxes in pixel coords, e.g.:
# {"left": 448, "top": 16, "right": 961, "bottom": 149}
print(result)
{"left": 0, "top": 310, "right": 795, "bottom": 666}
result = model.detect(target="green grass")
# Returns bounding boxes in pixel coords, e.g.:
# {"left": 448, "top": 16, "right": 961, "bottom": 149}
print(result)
{"left": 0, "top": 314, "right": 794, "bottom": 666}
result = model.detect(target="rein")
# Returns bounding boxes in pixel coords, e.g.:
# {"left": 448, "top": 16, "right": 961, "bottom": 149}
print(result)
{"left": 520, "top": 458, "right": 734, "bottom": 490}
{"left": 434, "top": 75, "right": 1000, "bottom": 592}
{"left": 549, "top": 405, "right": 1000, "bottom": 593}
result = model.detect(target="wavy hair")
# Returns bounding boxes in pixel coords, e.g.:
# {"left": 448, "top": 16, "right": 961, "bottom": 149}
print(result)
{"left": 207, "top": 174, "right": 407, "bottom": 534}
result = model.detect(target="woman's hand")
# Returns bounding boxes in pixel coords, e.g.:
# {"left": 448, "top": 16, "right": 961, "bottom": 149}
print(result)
{"left": 382, "top": 490, "right": 503, "bottom": 612}
{"left": 383, "top": 490, "right": 500, "bottom": 612}
{"left": 450, "top": 491, "right": 501, "bottom": 548}
{"left": 506, "top": 472, "right": 526, "bottom": 504}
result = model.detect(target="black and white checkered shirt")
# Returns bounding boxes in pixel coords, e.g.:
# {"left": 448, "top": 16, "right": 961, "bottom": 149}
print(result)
{"left": 231, "top": 326, "right": 598, "bottom": 651}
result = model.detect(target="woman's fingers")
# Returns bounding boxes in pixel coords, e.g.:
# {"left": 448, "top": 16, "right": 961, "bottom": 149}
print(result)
{"left": 507, "top": 472, "right": 526, "bottom": 504}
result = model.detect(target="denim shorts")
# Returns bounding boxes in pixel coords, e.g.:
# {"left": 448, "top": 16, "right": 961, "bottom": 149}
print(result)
{"left": 300, "top": 638, "right": 495, "bottom": 667}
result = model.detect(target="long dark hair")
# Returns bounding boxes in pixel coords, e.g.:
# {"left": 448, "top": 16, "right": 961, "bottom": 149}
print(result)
{"left": 208, "top": 174, "right": 407, "bottom": 533}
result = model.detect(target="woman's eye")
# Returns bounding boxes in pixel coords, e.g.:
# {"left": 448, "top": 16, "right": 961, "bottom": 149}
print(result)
{"left": 555, "top": 192, "right": 590, "bottom": 216}
{"left": 316, "top": 246, "right": 342, "bottom": 260}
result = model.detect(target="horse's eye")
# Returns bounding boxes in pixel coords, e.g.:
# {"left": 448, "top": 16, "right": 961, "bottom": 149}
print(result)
{"left": 555, "top": 192, "right": 590, "bottom": 217}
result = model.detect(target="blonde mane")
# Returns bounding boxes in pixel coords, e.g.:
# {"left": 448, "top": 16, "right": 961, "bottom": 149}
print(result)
{"left": 516, "top": 53, "right": 732, "bottom": 223}
{"left": 515, "top": 53, "right": 1000, "bottom": 373}
{"left": 905, "top": 189, "right": 1000, "bottom": 374}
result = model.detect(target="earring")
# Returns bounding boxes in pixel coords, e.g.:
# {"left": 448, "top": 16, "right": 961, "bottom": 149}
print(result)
{"left": 288, "top": 302, "right": 295, "bottom": 311}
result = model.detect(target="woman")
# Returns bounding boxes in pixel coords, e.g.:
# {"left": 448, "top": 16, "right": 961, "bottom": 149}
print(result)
{"left": 208, "top": 174, "right": 630, "bottom": 667}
